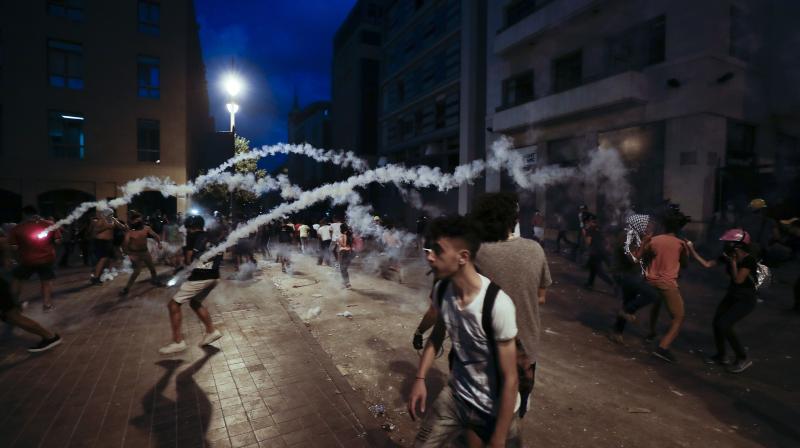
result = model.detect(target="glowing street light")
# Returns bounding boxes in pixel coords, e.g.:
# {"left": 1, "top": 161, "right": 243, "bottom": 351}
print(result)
{"left": 221, "top": 73, "right": 244, "bottom": 132}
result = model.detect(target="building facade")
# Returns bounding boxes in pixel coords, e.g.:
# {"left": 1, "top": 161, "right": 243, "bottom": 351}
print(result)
{"left": 485, "top": 0, "right": 800, "bottom": 236}
{"left": 331, "top": 0, "right": 383, "bottom": 162}
{"left": 0, "top": 0, "right": 212, "bottom": 221}
{"left": 376, "top": 0, "right": 487, "bottom": 225}
{"left": 287, "top": 99, "right": 333, "bottom": 190}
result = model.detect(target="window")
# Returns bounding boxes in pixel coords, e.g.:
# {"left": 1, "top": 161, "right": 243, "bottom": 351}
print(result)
{"left": 552, "top": 50, "right": 582, "bottom": 93}
{"left": 137, "top": 119, "right": 160, "bottom": 162}
{"left": 504, "top": 0, "right": 555, "bottom": 28}
{"left": 137, "top": 56, "right": 160, "bottom": 98}
{"left": 138, "top": 0, "right": 160, "bottom": 35}
{"left": 48, "top": 0, "right": 84, "bottom": 20}
{"left": 605, "top": 16, "right": 665, "bottom": 75}
{"left": 501, "top": 71, "right": 534, "bottom": 108}
{"left": 360, "top": 30, "right": 381, "bottom": 46}
{"left": 726, "top": 120, "right": 756, "bottom": 166}
{"left": 435, "top": 98, "right": 446, "bottom": 129}
{"left": 48, "top": 39, "right": 83, "bottom": 89}
{"left": 48, "top": 111, "right": 85, "bottom": 159}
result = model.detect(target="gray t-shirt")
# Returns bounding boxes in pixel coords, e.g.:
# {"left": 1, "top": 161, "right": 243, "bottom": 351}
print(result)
{"left": 475, "top": 237, "right": 552, "bottom": 364}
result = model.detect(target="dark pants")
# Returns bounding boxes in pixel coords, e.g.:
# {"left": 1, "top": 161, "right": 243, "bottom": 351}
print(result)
{"left": 586, "top": 253, "right": 614, "bottom": 287}
{"left": 555, "top": 230, "right": 571, "bottom": 252}
{"left": 614, "top": 273, "right": 659, "bottom": 333}
{"left": 59, "top": 242, "right": 73, "bottom": 267}
{"left": 339, "top": 250, "right": 352, "bottom": 285}
{"left": 713, "top": 290, "right": 756, "bottom": 360}
{"left": 318, "top": 239, "right": 331, "bottom": 265}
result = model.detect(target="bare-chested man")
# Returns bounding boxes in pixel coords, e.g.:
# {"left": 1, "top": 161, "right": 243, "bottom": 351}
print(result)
{"left": 90, "top": 209, "right": 127, "bottom": 285}
{"left": 121, "top": 210, "right": 163, "bottom": 295}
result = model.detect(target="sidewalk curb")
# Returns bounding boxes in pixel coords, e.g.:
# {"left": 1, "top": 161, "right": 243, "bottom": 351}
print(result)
{"left": 275, "top": 293, "right": 393, "bottom": 447}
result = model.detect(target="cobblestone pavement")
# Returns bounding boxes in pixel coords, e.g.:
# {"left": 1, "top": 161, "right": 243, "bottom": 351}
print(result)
{"left": 0, "top": 265, "right": 390, "bottom": 448}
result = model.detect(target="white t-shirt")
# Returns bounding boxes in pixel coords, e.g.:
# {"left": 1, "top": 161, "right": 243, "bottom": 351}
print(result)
{"left": 318, "top": 225, "right": 332, "bottom": 241}
{"left": 298, "top": 224, "right": 310, "bottom": 238}
{"left": 330, "top": 222, "right": 342, "bottom": 241}
{"left": 435, "top": 274, "right": 519, "bottom": 416}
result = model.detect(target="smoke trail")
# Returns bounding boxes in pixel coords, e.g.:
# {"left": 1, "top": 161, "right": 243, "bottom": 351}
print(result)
{"left": 43, "top": 144, "right": 359, "bottom": 232}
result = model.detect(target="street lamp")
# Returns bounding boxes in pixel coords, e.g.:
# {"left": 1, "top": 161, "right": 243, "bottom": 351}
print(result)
{"left": 222, "top": 73, "right": 244, "bottom": 132}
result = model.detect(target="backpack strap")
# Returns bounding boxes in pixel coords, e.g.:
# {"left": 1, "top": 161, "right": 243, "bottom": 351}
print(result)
{"left": 481, "top": 282, "right": 502, "bottom": 391}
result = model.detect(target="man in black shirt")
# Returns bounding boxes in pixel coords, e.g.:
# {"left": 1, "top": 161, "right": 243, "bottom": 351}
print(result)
{"left": 583, "top": 214, "right": 615, "bottom": 291}
{"left": 159, "top": 215, "right": 223, "bottom": 355}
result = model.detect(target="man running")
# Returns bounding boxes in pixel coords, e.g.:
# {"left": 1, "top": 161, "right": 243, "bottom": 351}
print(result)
{"left": 8, "top": 206, "right": 62, "bottom": 312}
{"left": 121, "top": 210, "right": 163, "bottom": 295}
{"left": 408, "top": 215, "right": 520, "bottom": 447}
{"left": 642, "top": 210, "right": 691, "bottom": 363}
{"left": 159, "top": 215, "right": 222, "bottom": 355}
{"left": 1, "top": 223, "right": 61, "bottom": 352}
{"left": 90, "top": 209, "right": 127, "bottom": 285}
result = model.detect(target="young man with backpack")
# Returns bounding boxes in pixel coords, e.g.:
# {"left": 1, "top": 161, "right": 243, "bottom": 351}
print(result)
{"left": 407, "top": 215, "right": 520, "bottom": 447}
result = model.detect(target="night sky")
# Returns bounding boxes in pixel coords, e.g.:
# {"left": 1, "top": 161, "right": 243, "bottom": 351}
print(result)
{"left": 195, "top": 0, "right": 357, "bottom": 170}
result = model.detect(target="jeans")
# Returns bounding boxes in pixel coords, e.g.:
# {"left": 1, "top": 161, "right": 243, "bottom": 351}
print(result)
{"left": 586, "top": 253, "right": 614, "bottom": 287}
{"left": 713, "top": 289, "right": 756, "bottom": 360}
{"left": 339, "top": 250, "right": 353, "bottom": 285}
{"left": 613, "top": 273, "right": 659, "bottom": 333}
{"left": 414, "top": 387, "right": 520, "bottom": 448}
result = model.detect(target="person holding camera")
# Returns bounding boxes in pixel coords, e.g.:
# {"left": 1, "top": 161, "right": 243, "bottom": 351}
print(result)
{"left": 686, "top": 229, "right": 758, "bottom": 373}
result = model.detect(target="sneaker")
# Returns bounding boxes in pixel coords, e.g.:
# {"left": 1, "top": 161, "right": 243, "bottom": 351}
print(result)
{"left": 28, "top": 334, "right": 62, "bottom": 353}
{"left": 90, "top": 276, "right": 102, "bottom": 286}
{"left": 42, "top": 304, "right": 55, "bottom": 313}
{"left": 199, "top": 330, "right": 222, "bottom": 347}
{"left": 652, "top": 347, "right": 677, "bottom": 363}
{"left": 607, "top": 332, "right": 624, "bottom": 345}
{"left": 617, "top": 310, "right": 637, "bottom": 323}
{"left": 158, "top": 340, "right": 187, "bottom": 355}
{"left": 703, "top": 354, "right": 730, "bottom": 366}
{"left": 726, "top": 359, "right": 753, "bottom": 374}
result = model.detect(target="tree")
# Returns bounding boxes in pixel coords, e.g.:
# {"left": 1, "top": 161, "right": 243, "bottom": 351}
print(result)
{"left": 195, "top": 134, "right": 267, "bottom": 218}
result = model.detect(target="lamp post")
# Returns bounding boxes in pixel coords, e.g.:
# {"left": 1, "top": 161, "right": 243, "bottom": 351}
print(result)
{"left": 222, "top": 73, "right": 243, "bottom": 133}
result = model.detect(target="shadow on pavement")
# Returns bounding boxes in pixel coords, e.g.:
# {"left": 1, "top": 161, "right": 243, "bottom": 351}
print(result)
{"left": 130, "top": 346, "right": 219, "bottom": 447}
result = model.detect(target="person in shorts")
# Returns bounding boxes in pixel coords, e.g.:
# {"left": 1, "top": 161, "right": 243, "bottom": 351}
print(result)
{"left": 8, "top": 206, "right": 62, "bottom": 311}
{"left": 120, "top": 210, "right": 164, "bottom": 295}
{"left": 89, "top": 209, "right": 127, "bottom": 285}
{"left": 159, "top": 215, "right": 223, "bottom": 355}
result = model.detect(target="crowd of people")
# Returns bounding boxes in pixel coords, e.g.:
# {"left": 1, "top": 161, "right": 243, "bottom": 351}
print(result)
{"left": 1, "top": 193, "right": 799, "bottom": 446}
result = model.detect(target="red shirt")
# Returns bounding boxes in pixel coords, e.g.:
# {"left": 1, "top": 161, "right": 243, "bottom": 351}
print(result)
{"left": 644, "top": 234, "right": 687, "bottom": 288}
{"left": 8, "top": 219, "right": 61, "bottom": 266}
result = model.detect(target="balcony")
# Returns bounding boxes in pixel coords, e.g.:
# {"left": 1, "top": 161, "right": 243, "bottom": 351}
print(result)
{"left": 494, "top": 0, "right": 601, "bottom": 55}
{"left": 492, "top": 70, "right": 648, "bottom": 132}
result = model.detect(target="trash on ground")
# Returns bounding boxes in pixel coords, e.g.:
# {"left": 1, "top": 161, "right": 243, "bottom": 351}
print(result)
{"left": 381, "top": 423, "right": 396, "bottom": 432}
{"left": 369, "top": 404, "right": 385, "bottom": 417}
{"left": 670, "top": 389, "right": 684, "bottom": 397}
{"left": 337, "top": 311, "right": 353, "bottom": 318}
{"left": 627, "top": 407, "right": 651, "bottom": 413}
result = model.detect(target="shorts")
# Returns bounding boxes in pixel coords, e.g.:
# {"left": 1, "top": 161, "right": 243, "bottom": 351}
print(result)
{"left": 12, "top": 264, "right": 56, "bottom": 281}
{"left": 172, "top": 279, "right": 217, "bottom": 305}
{"left": 94, "top": 239, "right": 114, "bottom": 259}
{"left": 0, "top": 277, "right": 18, "bottom": 320}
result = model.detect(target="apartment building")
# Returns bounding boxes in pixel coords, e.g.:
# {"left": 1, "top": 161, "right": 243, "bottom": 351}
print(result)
{"left": 485, "top": 0, "right": 800, "bottom": 236}
{"left": 0, "top": 0, "right": 212, "bottom": 221}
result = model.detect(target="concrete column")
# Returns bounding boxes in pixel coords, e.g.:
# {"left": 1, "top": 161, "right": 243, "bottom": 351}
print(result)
{"left": 664, "top": 114, "right": 726, "bottom": 238}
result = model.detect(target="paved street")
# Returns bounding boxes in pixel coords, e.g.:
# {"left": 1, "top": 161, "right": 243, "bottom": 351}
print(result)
{"left": 0, "top": 265, "right": 388, "bottom": 448}
{"left": 2, "top": 249, "right": 799, "bottom": 448}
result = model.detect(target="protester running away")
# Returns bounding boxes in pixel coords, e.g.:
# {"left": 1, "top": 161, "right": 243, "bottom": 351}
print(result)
{"left": 158, "top": 215, "right": 223, "bottom": 355}
{"left": 338, "top": 223, "right": 354, "bottom": 288}
{"left": 89, "top": 208, "right": 127, "bottom": 285}
{"left": 120, "top": 210, "right": 164, "bottom": 296}
{"left": 687, "top": 229, "right": 760, "bottom": 373}
{"left": 7, "top": 206, "right": 62, "bottom": 312}
{"left": 407, "top": 215, "right": 521, "bottom": 447}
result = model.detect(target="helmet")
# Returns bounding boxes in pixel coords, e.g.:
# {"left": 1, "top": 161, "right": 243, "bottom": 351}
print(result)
{"left": 748, "top": 198, "right": 767, "bottom": 210}
{"left": 719, "top": 228, "right": 750, "bottom": 244}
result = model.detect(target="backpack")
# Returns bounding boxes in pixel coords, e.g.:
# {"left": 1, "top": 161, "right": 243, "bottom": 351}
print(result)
{"left": 435, "top": 278, "right": 534, "bottom": 418}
